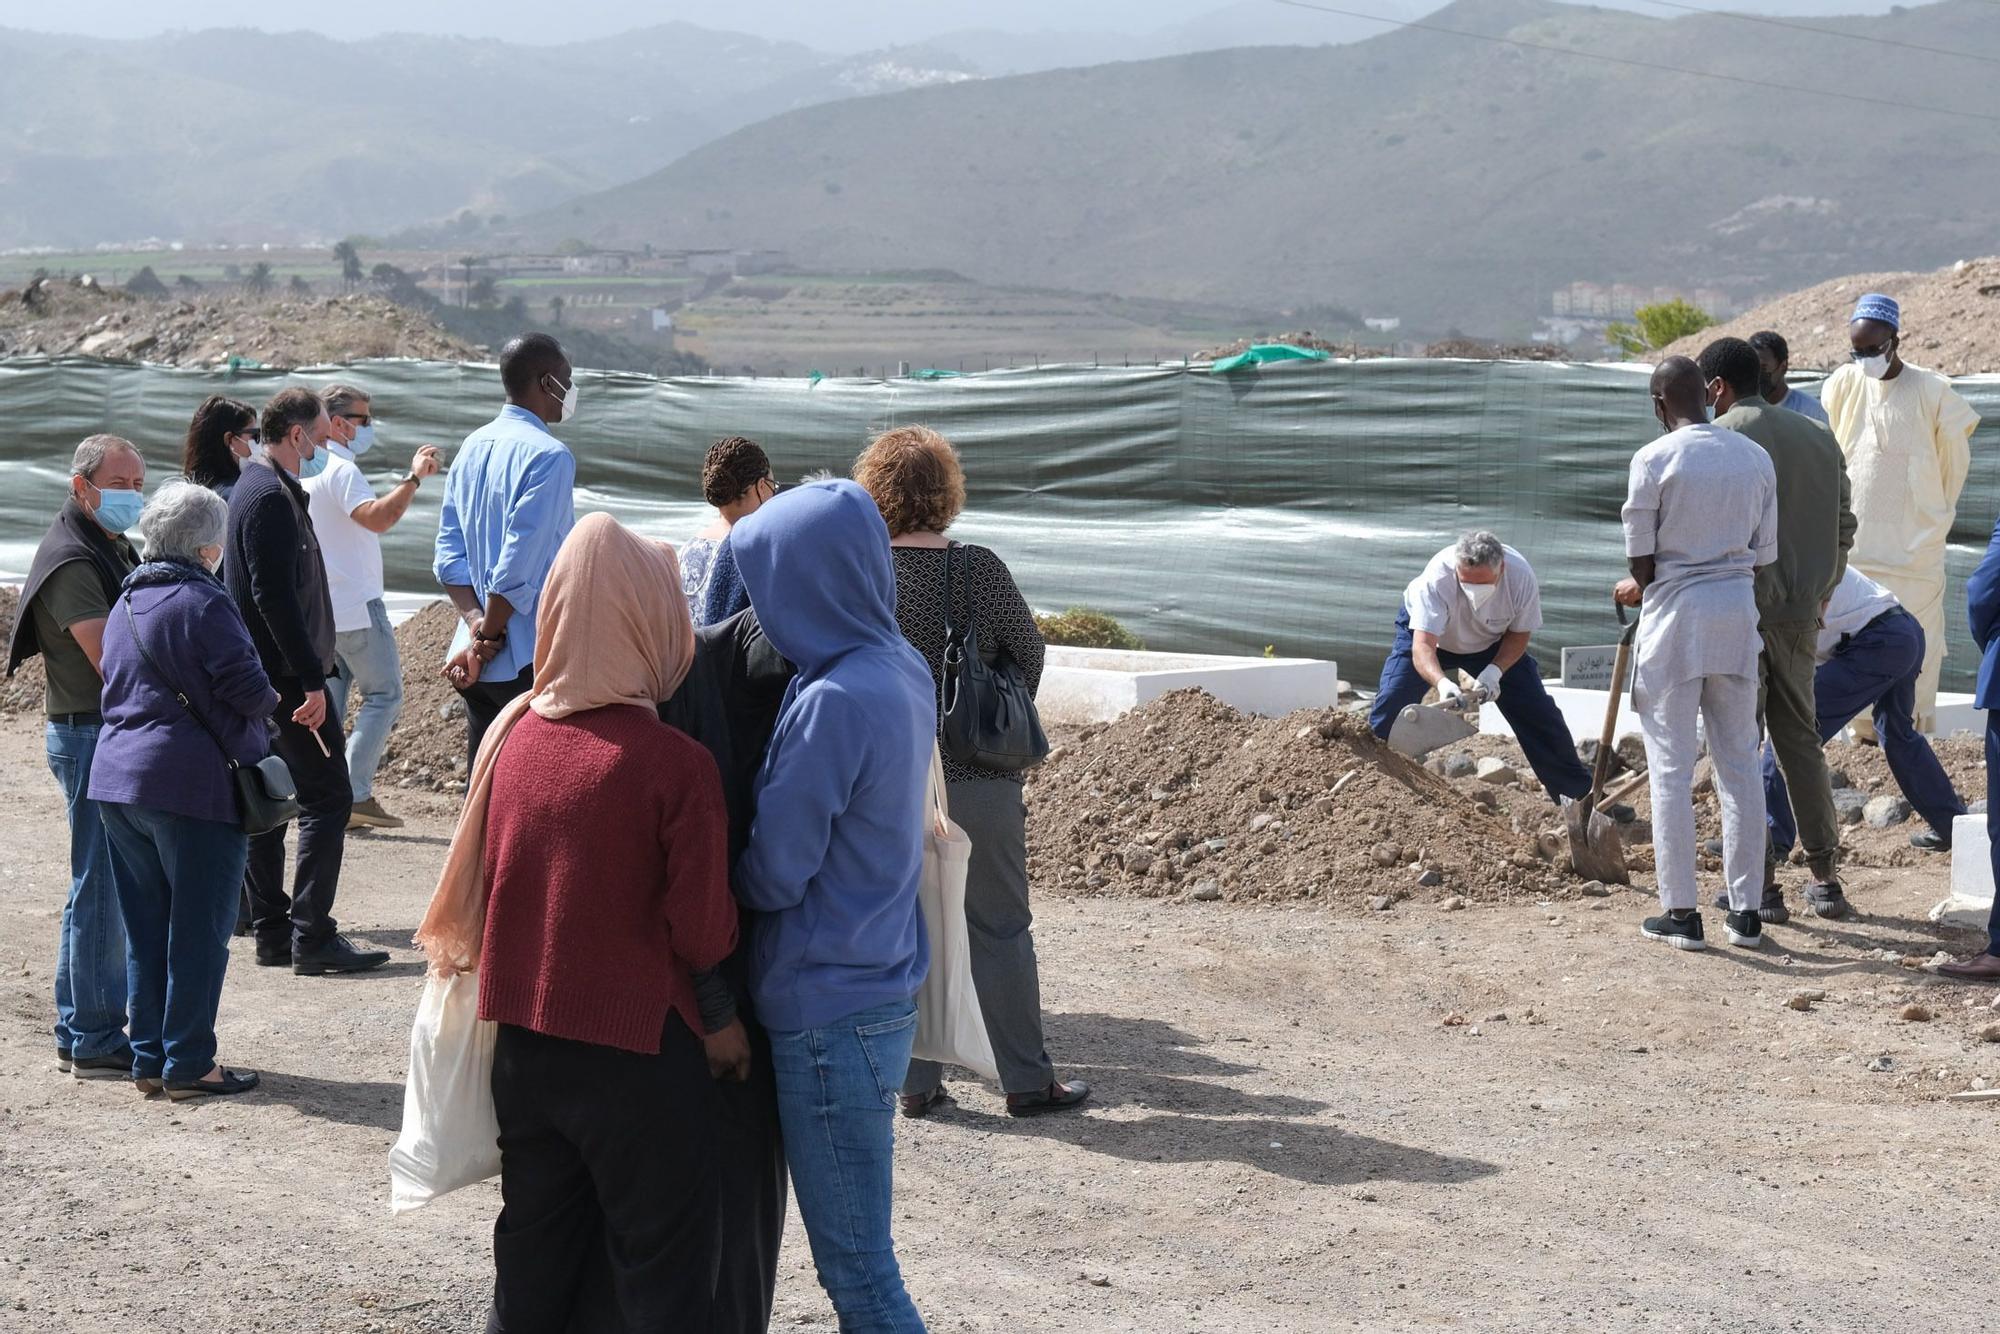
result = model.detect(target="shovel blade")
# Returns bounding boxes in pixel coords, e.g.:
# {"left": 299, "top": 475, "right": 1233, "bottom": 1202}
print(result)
{"left": 1386, "top": 702, "right": 1480, "bottom": 760}
{"left": 1563, "top": 797, "right": 1630, "bottom": 885}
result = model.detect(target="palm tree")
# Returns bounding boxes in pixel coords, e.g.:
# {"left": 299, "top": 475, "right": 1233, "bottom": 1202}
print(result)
{"left": 549, "top": 294, "right": 565, "bottom": 326}
{"left": 244, "top": 261, "right": 274, "bottom": 295}
{"left": 333, "top": 239, "right": 363, "bottom": 288}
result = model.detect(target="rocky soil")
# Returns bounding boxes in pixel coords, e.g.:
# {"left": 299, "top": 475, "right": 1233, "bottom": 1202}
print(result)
{"left": 1661, "top": 255, "right": 2000, "bottom": 376}
{"left": 0, "top": 275, "right": 476, "bottom": 368}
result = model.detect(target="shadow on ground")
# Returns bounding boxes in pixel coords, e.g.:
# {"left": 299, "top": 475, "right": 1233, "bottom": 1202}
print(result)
{"left": 932, "top": 1013, "right": 1499, "bottom": 1188}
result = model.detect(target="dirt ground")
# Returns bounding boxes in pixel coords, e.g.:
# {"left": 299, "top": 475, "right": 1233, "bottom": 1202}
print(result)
{"left": 6, "top": 708, "right": 2000, "bottom": 1333}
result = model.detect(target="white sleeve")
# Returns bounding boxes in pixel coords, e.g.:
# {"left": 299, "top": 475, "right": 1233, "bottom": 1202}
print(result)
{"left": 1508, "top": 564, "right": 1543, "bottom": 634}
{"left": 335, "top": 460, "right": 375, "bottom": 516}
{"left": 1405, "top": 567, "right": 1452, "bottom": 636}
{"left": 1622, "top": 450, "right": 1659, "bottom": 558}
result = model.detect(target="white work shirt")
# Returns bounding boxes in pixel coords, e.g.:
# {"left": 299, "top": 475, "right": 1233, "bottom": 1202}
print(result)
{"left": 1402, "top": 543, "right": 1542, "bottom": 654}
{"left": 303, "top": 441, "right": 386, "bottom": 633}
{"left": 1622, "top": 423, "right": 1778, "bottom": 697}
{"left": 1815, "top": 567, "right": 1901, "bottom": 664}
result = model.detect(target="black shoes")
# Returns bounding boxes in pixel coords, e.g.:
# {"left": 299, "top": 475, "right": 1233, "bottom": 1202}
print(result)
{"left": 71, "top": 1046, "right": 135, "bottom": 1080}
{"left": 1641, "top": 909, "right": 1706, "bottom": 951}
{"left": 254, "top": 942, "right": 293, "bottom": 967}
{"left": 292, "top": 933, "right": 391, "bottom": 975}
{"left": 1713, "top": 884, "right": 1790, "bottom": 925}
{"left": 1805, "top": 881, "right": 1851, "bottom": 920}
{"left": 1723, "top": 909, "right": 1764, "bottom": 949}
{"left": 1005, "top": 1080, "right": 1093, "bottom": 1117}
{"left": 1910, "top": 828, "right": 1951, "bottom": 852}
{"left": 56, "top": 1046, "right": 72, "bottom": 1074}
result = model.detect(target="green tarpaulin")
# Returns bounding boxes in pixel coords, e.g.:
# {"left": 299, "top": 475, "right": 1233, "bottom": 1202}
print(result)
{"left": 3, "top": 356, "right": 1995, "bottom": 689}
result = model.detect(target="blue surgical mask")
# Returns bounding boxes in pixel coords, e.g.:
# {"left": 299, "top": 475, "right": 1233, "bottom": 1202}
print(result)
{"left": 296, "top": 446, "right": 328, "bottom": 480}
{"left": 90, "top": 483, "right": 144, "bottom": 533}
{"left": 348, "top": 423, "right": 377, "bottom": 457}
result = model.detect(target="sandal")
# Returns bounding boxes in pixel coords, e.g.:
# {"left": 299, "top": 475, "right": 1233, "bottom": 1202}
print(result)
{"left": 898, "top": 1087, "right": 950, "bottom": 1119}
{"left": 134, "top": 1076, "right": 165, "bottom": 1099}
{"left": 1006, "top": 1080, "right": 1092, "bottom": 1118}
{"left": 165, "top": 1067, "right": 260, "bottom": 1102}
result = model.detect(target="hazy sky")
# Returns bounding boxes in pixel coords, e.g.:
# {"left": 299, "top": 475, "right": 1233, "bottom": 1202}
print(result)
{"left": 12, "top": 0, "right": 1910, "bottom": 50}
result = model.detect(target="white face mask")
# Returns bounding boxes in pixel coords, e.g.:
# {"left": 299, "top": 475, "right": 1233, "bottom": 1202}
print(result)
{"left": 1858, "top": 354, "right": 1892, "bottom": 381}
{"left": 544, "top": 373, "right": 580, "bottom": 424}
{"left": 1462, "top": 581, "right": 1499, "bottom": 611}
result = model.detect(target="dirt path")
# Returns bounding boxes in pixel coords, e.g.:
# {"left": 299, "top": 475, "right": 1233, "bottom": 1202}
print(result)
{"left": 3, "top": 712, "right": 1997, "bottom": 1333}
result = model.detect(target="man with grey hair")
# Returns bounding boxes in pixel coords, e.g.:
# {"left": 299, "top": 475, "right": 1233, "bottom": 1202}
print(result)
{"left": 1369, "top": 530, "right": 1594, "bottom": 805}
{"left": 304, "top": 383, "right": 442, "bottom": 829}
{"left": 5, "top": 434, "right": 144, "bottom": 1077}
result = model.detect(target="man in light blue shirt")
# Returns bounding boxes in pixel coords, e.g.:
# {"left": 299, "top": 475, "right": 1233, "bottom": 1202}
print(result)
{"left": 1749, "top": 330, "right": 1830, "bottom": 425}
{"left": 434, "top": 333, "right": 578, "bottom": 763}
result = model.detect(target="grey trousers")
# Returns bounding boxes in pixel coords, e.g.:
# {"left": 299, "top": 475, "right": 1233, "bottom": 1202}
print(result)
{"left": 903, "top": 777, "right": 1056, "bottom": 1097}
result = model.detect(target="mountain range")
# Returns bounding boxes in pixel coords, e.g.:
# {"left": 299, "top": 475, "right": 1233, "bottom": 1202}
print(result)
{"left": 509, "top": 0, "right": 2000, "bottom": 331}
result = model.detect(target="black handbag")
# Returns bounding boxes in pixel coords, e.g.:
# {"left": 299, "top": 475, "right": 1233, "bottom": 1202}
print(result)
{"left": 939, "top": 542, "right": 1049, "bottom": 773}
{"left": 122, "top": 596, "right": 301, "bottom": 836}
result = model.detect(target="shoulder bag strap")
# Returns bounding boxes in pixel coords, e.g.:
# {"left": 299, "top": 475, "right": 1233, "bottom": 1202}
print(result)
{"left": 121, "top": 594, "right": 242, "bottom": 773}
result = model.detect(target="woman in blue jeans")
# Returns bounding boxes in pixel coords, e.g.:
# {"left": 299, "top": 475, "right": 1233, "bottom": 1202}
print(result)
{"left": 90, "top": 481, "right": 278, "bottom": 1100}
{"left": 731, "top": 480, "right": 933, "bottom": 1332}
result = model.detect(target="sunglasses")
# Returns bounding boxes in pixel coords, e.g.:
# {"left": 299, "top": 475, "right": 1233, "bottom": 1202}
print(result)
{"left": 1851, "top": 338, "right": 1895, "bottom": 360}
{"left": 337, "top": 413, "right": 372, "bottom": 426}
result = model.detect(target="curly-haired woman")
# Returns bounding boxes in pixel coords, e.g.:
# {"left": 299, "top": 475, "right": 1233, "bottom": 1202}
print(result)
{"left": 853, "top": 424, "right": 1089, "bottom": 1120}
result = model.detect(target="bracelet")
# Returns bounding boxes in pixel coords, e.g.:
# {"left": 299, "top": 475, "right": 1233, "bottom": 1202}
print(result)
{"left": 473, "top": 629, "right": 506, "bottom": 643}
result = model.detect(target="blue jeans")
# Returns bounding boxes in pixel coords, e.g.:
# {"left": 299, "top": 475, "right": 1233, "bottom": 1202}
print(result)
{"left": 1987, "top": 717, "right": 2000, "bottom": 957}
{"left": 101, "top": 803, "right": 246, "bottom": 1082}
{"left": 1368, "top": 610, "right": 1593, "bottom": 802}
{"left": 45, "top": 720, "right": 129, "bottom": 1058}
{"left": 1764, "top": 611, "right": 1967, "bottom": 855}
{"left": 769, "top": 999, "right": 926, "bottom": 1333}
{"left": 327, "top": 599, "right": 404, "bottom": 802}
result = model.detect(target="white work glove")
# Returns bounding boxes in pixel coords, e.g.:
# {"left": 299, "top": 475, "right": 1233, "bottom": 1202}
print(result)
{"left": 1434, "top": 678, "right": 1462, "bottom": 704}
{"left": 1477, "top": 664, "right": 1504, "bottom": 700}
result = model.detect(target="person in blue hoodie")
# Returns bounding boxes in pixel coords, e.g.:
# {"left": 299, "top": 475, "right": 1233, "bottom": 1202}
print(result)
{"left": 731, "top": 480, "right": 932, "bottom": 1333}
{"left": 1941, "top": 512, "right": 2000, "bottom": 982}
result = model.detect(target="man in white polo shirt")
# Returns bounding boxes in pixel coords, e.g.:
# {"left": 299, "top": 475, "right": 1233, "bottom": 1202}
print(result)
{"left": 304, "top": 383, "right": 442, "bottom": 829}
{"left": 1369, "top": 530, "right": 1593, "bottom": 805}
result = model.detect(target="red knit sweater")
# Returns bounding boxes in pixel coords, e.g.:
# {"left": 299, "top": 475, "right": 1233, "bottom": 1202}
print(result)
{"left": 477, "top": 704, "right": 737, "bottom": 1055}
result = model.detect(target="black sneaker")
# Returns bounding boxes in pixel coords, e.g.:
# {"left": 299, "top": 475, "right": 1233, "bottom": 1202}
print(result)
{"left": 1805, "top": 881, "right": 1851, "bottom": 920}
{"left": 1641, "top": 910, "right": 1707, "bottom": 951}
{"left": 1724, "top": 909, "right": 1764, "bottom": 948}
{"left": 71, "top": 1046, "right": 135, "bottom": 1080}
{"left": 293, "top": 933, "right": 391, "bottom": 975}
{"left": 56, "top": 1046, "right": 72, "bottom": 1074}
{"left": 1757, "top": 885, "right": 1790, "bottom": 926}
{"left": 1910, "top": 828, "right": 1951, "bottom": 852}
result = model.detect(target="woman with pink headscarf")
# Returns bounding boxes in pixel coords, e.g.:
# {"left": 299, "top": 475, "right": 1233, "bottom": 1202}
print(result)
{"left": 417, "top": 512, "right": 740, "bottom": 1331}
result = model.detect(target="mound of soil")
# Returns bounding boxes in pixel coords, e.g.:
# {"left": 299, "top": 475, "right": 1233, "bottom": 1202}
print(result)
{"left": 1660, "top": 256, "right": 2000, "bottom": 376}
{"left": 0, "top": 586, "right": 47, "bottom": 715}
{"left": 1423, "top": 338, "right": 1565, "bottom": 362}
{"left": 1024, "top": 689, "right": 1579, "bottom": 912}
{"left": 375, "top": 601, "right": 472, "bottom": 795}
{"left": 0, "top": 276, "right": 476, "bottom": 367}
{"left": 1190, "top": 330, "right": 1392, "bottom": 362}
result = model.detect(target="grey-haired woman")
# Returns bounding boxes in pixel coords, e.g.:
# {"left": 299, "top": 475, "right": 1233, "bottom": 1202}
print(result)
{"left": 90, "top": 480, "right": 278, "bottom": 1100}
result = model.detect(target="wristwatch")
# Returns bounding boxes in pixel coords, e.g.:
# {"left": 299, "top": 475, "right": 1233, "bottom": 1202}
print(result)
{"left": 399, "top": 472, "right": 421, "bottom": 489}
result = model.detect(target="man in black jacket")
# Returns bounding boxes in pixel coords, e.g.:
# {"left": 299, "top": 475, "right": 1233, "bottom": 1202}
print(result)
{"left": 224, "top": 388, "right": 387, "bottom": 975}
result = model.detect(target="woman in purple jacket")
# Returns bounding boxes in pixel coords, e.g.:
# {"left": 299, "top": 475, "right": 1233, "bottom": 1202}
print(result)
{"left": 90, "top": 480, "right": 279, "bottom": 1100}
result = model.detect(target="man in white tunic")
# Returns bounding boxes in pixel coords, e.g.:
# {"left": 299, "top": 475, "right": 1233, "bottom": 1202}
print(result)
{"left": 1821, "top": 293, "right": 1981, "bottom": 731}
{"left": 1617, "top": 357, "right": 1779, "bottom": 951}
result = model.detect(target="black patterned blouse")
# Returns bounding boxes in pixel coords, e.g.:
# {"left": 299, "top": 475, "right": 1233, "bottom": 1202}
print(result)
{"left": 889, "top": 543, "right": 1046, "bottom": 784}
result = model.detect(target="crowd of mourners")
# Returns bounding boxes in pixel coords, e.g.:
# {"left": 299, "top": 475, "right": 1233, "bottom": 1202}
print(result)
{"left": 7, "top": 332, "right": 1085, "bottom": 1332}
{"left": 7, "top": 300, "right": 1994, "bottom": 1330}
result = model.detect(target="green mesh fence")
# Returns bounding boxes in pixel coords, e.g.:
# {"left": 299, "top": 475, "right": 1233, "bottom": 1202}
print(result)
{"left": 3, "top": 356, "right": 1995, "bottom": 689}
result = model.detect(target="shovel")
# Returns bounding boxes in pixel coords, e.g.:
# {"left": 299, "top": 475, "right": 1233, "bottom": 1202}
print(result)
{"left": 1386, "top": 685, "right": 1492, "bottom": 761}
{"left": 1565, "top": 603, "right": 1638, "bottom": 884}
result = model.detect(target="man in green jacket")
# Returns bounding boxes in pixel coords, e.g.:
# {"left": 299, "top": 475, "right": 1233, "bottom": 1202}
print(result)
{"left": 1700, "top": 337, "right": 1857, "bottom": 921}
